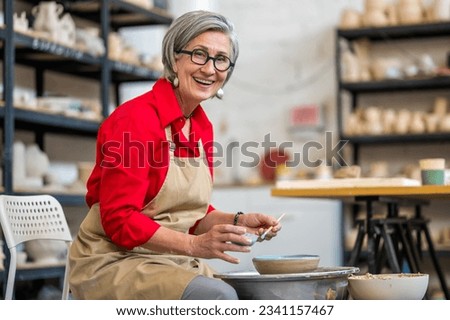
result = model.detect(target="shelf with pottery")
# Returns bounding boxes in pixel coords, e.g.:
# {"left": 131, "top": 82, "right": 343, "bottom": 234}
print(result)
{"left": 340, "top": 76, "right": 450, "bottom": 93}
{"left": 336, "top": 19, "right": 450, "bottom": 163}
{"left": 337, "top": 21, "right": 450, "bottom": 41}
{"left": 0, "top": 102, "right": 100, "bottom": 136}
{"left": 1, "top": 1, "right": 172, "bottom": 298}
{"left": 5, "top": 1, "right": 167, "bottom": 82}
{"left": 60, "top": 0, "right": 173, "bottom": 28}
{"left": 0, "top": 264, "right": 66, "bottom": 286}
{"left": 9, "top": 30, "right": 162, "bottom": 82}
{"left": 341, "top": 132, "right": 450, "bottom": 145}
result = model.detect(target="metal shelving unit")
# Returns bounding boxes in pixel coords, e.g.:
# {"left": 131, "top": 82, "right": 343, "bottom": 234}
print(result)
{"left": 0, "top": 0, "right": 172, "bottom": 201}
{"left": 0, "top": 0, "right": 173, "bottom": 298}
{"left": 335, "top": 22, "right": 450, "bottom": 164}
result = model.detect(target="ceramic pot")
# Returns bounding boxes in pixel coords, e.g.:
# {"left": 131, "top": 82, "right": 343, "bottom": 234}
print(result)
{"left": 342, "top": 51, "right": 360, "bottom": 82}
{"left": 58, "top": 13, "right": 76, "bottom": 47}
{"left": 25, "top": 144, "right": 49, "bottom": 178}
{"left": 395, "top": 109, "right": 411, "bottom": 134}
{"left": 439, "top": 115, "right": 450, "bottom": 132}
{"left": 32, "top": 1, "right": 64, "bottom": 41}
{"left": 13, "top": 11, "right": 29, "bottom": 33}
{"left": 365, "top": 0, "right": 386, "bottom": 11}
{"left": 424, "top": 114, "right": 440, "bottom": 133}
{"left": 108, "top": 32, "right": 123, "bottom": 60}
{"left": 340, "top": 9, "right": 362, "bottom": 29}
{"left": 430, "top": 0, "right": 450, "bottom": 21}
{"left": 363, "top": 9, "right": 389, "bottom": 27}
{"left": 409, "top": 112, "right": 426, "bottom": 134}
{"left": 369, "top": 161, "right": 389, "bottom": 178}
{"left": 386, "top": 4, "right": 399, "bottom": 25}
{"left": 382, "top": 109, "right": 397, "bottom": 134}
{"left": 398, "top": 0, "right": 424, "bottom": 24}
{"left": 433, "top": 97, "right": 448, "bottom": 116}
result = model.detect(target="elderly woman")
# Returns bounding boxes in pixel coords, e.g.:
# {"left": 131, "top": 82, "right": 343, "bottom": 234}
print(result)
{"left": 69, "top": 10, "right": 281, "bottom": 300}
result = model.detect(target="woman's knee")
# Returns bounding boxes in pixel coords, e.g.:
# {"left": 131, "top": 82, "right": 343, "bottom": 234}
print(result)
{"left": 182, "top": 276, "right": 238, "bottom": 300}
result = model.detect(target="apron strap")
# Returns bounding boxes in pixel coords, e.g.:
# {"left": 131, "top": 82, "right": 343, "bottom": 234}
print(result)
{"left": 164, "top": 126, "right": 205, "bottom": 158}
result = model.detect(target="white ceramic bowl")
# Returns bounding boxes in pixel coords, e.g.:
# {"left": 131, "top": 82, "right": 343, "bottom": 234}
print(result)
{"left": 348, "top": 273, "right": 429, "bottom": 300}
{"left": 252, "top": 254, "right": 320, "bottom": 274}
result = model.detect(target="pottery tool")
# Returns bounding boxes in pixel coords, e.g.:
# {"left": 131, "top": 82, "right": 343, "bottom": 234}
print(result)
{"left": 260, "top": 213, "right": 286, "bottom": 240}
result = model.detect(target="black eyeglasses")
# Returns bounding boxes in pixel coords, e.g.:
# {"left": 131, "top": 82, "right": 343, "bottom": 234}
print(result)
{"left": 176, "top": 49, "right": 234, "bottom": 72}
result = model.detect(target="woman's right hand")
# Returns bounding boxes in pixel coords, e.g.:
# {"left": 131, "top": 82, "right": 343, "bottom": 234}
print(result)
{"left": 189, "top": 224, "right": 253, "bottom": 264}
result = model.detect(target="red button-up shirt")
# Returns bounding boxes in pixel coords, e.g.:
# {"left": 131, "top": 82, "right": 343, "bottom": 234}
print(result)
{"left": 86, "top": 79, "right": 215, "bottom": 249}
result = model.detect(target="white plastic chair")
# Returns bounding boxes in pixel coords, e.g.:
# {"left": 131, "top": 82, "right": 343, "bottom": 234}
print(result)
{"left": 0, "top": 195, "right": 72, "bottom": 299}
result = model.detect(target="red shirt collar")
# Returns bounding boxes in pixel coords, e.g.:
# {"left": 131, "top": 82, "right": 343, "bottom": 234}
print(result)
{"left": 151, "top": 78, "right": 211, "bottom": 147}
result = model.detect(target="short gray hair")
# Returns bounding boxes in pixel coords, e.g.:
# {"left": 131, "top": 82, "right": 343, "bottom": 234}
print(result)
{"left": 162, "top": 10, "right": 239, "bottom": 85}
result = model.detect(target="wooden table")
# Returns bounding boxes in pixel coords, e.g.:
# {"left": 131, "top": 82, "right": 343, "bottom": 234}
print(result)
{"left": 271, "top": 184, "right": 450, "bottom": 299}
{"left": 272, "top": 185, "right": 450, "bottom": 200}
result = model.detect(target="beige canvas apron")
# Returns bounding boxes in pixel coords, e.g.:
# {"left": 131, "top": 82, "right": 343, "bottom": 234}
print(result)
{"left": 69, "top": 126, "right": 215, "bottom": 299}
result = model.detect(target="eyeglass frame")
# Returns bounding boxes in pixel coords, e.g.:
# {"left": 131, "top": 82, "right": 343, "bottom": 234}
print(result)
{"left": 176, "top": 49, "right": 235, "bottom": 72}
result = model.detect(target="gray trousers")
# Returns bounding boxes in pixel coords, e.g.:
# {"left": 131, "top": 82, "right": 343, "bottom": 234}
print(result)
{"left": 181, "top": 275, "right": 239, "bottom": 300}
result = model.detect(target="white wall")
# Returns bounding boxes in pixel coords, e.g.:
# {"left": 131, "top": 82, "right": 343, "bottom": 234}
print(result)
{"left": 122, "top": 0, "right": 366, "bottom": 184}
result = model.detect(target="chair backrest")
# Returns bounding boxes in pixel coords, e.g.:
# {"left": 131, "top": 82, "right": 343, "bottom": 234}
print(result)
{"left": 0, "top": 194, "right": 72, "bottom": 300}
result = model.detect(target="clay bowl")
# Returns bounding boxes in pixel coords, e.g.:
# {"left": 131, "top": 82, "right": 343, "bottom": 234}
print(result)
{"left": 348, "top": 273, "right": 429, "bottom": 300}
{"left": 252, "top": 254, "right": 320, "bottom": 274}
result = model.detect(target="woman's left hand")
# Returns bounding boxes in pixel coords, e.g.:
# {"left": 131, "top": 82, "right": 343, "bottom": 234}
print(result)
{"left": 238, "top": 213, "right": 282, "bottom": 241}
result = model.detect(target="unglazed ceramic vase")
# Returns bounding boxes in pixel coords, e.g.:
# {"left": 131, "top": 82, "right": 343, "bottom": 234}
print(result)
{"left": 25, "top": 144, "right": 49, "bottom": 178}
{"left": 32, "top": 1, "right": 64, "bottom": 41}
{"left": 339, "top": 9, "right": 362, "bottom": 29}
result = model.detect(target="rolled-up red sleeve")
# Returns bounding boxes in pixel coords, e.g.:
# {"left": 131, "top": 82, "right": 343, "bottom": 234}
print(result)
{"left": 93, "top": 104, "right": 165, "bottom": 249}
